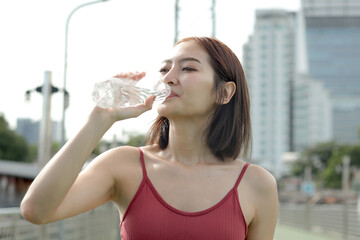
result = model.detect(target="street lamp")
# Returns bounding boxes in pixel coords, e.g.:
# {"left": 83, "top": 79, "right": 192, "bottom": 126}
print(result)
{"left": 25, "top": 71, "right": 68, "bottom": 167}
{"left": 61, "top": 0, "right": 110, "bottom": 147}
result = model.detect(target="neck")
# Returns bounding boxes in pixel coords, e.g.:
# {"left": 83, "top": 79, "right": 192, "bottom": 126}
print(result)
{"left": 163, "top": 117, "right": 218, "bottom": 166}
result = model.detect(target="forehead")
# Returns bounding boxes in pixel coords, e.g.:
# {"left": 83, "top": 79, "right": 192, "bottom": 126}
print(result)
{"left": 165, "top": 40, "right": 210, "bottom": 63}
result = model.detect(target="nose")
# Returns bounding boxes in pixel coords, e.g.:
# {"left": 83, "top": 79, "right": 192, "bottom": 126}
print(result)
{"left": 163, "top": 68, "right": 178, "bottom": 86}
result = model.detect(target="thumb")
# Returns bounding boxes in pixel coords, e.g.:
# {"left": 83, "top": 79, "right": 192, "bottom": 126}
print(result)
{"left": 144, "top": 95, "right": 156, "bottom": 109}
{"left": 135, "top": 95, "right": 156, "bottom": 114}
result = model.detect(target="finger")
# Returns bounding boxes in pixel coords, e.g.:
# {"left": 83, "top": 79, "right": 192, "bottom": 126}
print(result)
{"left": 113, "top": 71, "right": 145, "bottom": 80}
{"left": 120, "top": 99, "right": 154, "bottom": 118}
{"left": 110, "top": 95, "right": 156, "bottom": 120}
{"left": 145, "top": 95, "right": 156, "bottom": 107}
{"left": 113, "top": 73, "right": 128, "bottom": 78}
{"left": 135, "top": 95, "right": 156, "bottom": 114}
{"left": 133, "top": 71, "right": 145, "bottom": 80}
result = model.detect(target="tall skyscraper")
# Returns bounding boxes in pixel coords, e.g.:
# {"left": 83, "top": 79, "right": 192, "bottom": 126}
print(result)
{"left": 293, "top": 75, "right": 333, "bottom": 150}
{"left": 16, "top": 119, "right": 40, "bottom": 144}
{"left": 293, "top": 1, "right": 333, "bottom": 151}
{"left": 244, "top": 1, "right": 360, "bottom": 176}
{"left": 243, "top": 10, "right": 296, "bottom": 176}
{"left": 301, "top": 0, "right": 360, "bottom": 144}
{"left": 16, "top": 118, "right": 61, "bottom": 145}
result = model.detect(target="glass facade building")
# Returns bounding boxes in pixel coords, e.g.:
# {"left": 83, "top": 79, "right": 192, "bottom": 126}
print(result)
{"left": 302, "top": 0, "right": 360, "bottom": 144}
{"left": 243, "top": 10, "right": 296, "bottom": 176}
{"left": 16, "top": 118, "right": 61, "bottom": 144}
{"left": 243, "top": 1, "right": 360, "bottom": 176}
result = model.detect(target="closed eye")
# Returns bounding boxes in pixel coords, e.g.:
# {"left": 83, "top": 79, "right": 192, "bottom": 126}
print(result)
{"left": 182, "top": 67, "right": 196, "bottom": 72}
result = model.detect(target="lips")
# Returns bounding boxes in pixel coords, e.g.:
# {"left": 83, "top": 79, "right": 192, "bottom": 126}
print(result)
{"left": 166, "top": 91, "right": 178, "bottom": 99}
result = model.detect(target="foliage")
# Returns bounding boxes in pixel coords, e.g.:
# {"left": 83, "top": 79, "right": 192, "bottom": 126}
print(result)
{"left": 92, "top": 140, "right": 108, "bottom": 156}
{"left": 322, "top": 145, "right": 350, "bottom": 189}
{"left": 51, "top": 142, "right": 60, "bottom": 155}
{"left": 290, "top": 141, "right": 338, "bottom": 179}
{"left": 0, "top": 114, "right": 31, "bottom": 162}
{"left": 290, "top": 141, "right": 360, "bottom": 189}
{"left": 88, "top": 133, "right": 146, "bottom": 158}
{"left": 126, "top": 134, "right": 146, "bottom": 147}
{"left": 27, "top": 144, "right": 38, "bottom": 162}
{"left": 323, "top": 144, "right": 360, "bottom": 189}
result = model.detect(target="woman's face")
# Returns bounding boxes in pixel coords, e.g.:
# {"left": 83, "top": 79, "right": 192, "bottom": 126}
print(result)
{"left": 157, "top": 40, "right": 217, "bottom": 119}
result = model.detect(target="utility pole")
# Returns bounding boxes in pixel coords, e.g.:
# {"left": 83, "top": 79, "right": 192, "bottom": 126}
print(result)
{"left": 211, "top": 0, "right": 216, "bottom": 37}
{"left": 342, "top": 155, "right": 351, "bottom": 240}
{"left": 174, "top": 0, "right": 216, "bottom": 43}
{"left": 25, "top": 72, "right": 66, "bottom": 168}
{"left": 174, "top": 0, "right": 179, "bottom": 44}
{"left": 38, "top": 71, "right": 52, "bottom": 168}
{"left": 61, "top": 0, "right": 110, "bottom": 147}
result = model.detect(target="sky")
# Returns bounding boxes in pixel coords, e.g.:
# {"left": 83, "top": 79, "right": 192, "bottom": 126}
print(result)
{"left": 0, "top": 0, "right": 300, "bottom": 142}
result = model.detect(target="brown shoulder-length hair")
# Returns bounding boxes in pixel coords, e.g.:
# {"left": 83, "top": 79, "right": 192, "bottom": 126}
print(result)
{"left": 147, "top": 37, "right": 251, "bottom": 161}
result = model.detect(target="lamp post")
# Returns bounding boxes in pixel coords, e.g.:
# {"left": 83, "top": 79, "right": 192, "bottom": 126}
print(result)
{"left": 61, "top": 0, "right": 110, "bottom": 147}
{"left": 25, "top": 71, "right": 68, "bottom": 167}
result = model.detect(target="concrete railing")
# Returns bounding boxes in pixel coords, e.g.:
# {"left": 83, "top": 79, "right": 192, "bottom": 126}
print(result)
{"left": 0, "top": 202, "right": 120, "bottom": 240}
{"left": 279, "top": 203, "right": 360, "bottom": 240}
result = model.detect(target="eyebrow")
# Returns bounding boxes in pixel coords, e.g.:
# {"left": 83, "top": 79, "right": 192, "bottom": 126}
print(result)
{"left": 162, "top": 57, "right": 201, "bottom": 64}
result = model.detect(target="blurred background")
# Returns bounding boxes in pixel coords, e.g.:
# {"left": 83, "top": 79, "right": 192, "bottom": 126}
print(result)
{"left": 0, "top": 0, "right": 359, "bottom": 239}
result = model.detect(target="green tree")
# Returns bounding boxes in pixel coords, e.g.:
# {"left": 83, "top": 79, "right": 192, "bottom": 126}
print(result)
{"left": 27, "top": 144, "right": 38, "bottom": 162}
{"left": 290, "top": 141, "right": 338, "bottom": 181}
{"left": 126, "top": 134, "right": 146, "bottom": 147}
{"left": 291, "top": 140, "right": 360, "bottom": 189}
{"left": 0, "top": 114, "right": 30, "bottom": 162}
{"left": 322, "top": 144, "right": 360, "bottom": 189}
{"left": 92, "top": 140, "right": 108, "bottom": 156}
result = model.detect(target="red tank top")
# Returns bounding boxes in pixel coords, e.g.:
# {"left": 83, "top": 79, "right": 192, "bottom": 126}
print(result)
{"left": 120, "top": 148, "right": 249, "bottom": 240}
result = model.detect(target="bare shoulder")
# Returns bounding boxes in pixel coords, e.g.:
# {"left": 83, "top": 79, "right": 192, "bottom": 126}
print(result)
{"left": 85, "top": 146, "right": 142, "bottom": 176}
{"left": 241, "top": 163, "right": 279, "bottom": 239}
{"left": 244, "top": 163, "right": 278, "bottom": 196}
{"left": 140, "top": 144, "right": 161, "bottom": 154}
{"left": 88, "top": 146, "right": 144, "bottom": 208}
{"left": 92, "top": 145, "right": 140, "bottom": 164}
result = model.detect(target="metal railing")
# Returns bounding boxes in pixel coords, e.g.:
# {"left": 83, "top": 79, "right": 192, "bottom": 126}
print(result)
{"left": 279, "top": 203, "right": 360, "bottom": 240}
{"left": 0, "top": 202, "right": 120, "bottom": 240}
{"left": 3, "top": 201, "right": 359, "bottom": 239}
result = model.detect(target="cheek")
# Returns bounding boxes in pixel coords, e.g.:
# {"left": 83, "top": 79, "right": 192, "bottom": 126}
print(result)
{"left": 186, "top": 81, "right": 216, "bottom": 104}
{"left": 184, "top": 87, "right": 217, "bottom": 114}
{"left": 183, "top": 77, "right": 214, "bottom": 97}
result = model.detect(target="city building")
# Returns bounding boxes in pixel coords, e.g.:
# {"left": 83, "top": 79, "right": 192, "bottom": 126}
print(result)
{"left": 15, "top": 118, "right": 39, "bottom": 144}
{"left": 293, "top": 2, "right": 333, "bottom": 151}
{"left": 16, "top": 118, "right": 61, "bottom": 145}
{"left": 243, "top": 9, "right": 296, "bottom": 176}
{"left": 293, "top": 75, "right": 333, "bottom": 150}
{"left": 301, "top": 0, "right": 360, "bottom": 144}
{"left": 243, "top": 1, "right": 360, "bottom": 176}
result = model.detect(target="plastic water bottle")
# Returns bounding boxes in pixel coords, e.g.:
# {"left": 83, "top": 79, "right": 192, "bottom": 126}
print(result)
{"left": 92, "top": 76, "right": 171, "bottom": 108}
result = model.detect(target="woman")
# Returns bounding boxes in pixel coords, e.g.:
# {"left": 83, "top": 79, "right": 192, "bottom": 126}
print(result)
{"left": 21, "top": 37, "right": 278, "bottom": 239}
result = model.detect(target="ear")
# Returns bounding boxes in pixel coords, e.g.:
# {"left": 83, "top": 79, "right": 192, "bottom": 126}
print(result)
{"left": 221, "top": 82, "right": 236, "bottom": 104}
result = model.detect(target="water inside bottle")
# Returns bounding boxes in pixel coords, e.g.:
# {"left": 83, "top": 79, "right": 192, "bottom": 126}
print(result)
{"left": 92, "top": 74, "right": 170, "bottom": 108}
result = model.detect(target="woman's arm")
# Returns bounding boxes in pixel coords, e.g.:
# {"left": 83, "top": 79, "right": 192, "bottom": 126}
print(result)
{"left": 245, "top": 165, "right": 279, "bottom": 240}
{"left": 21, "top": 73, "right": 155, "bottom": 224}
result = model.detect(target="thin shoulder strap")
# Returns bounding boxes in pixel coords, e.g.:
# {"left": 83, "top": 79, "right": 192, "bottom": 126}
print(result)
{"left": 137, "top": 147, "right": 148, "bottom": 178}
{"left": 234, "top": 162, "right": 250, "bottom": 188}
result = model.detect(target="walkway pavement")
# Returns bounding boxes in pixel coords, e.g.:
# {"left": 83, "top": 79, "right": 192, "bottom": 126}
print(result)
{"left": 274, "top": 224, "right": 341, "bottom": 240}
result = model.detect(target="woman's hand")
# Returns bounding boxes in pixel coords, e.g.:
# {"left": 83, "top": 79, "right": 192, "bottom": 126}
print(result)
{"left": 20, "top": 71, "right": 155, "bottom": 224}
{"left": 91, "top": 71, "right": 156, "bottom": 125}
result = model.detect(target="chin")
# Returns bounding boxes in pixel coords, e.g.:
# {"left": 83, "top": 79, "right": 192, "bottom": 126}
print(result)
{"left": 156, "top": 103, "right": 170, "bottom": 116}
{"left": 156, "top": 103, "right": 179, "bottom": 119}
